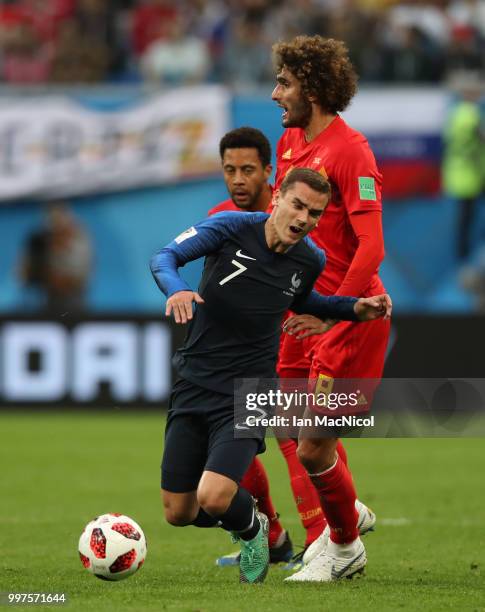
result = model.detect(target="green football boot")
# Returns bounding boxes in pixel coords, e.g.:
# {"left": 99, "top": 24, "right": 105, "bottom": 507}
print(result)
{"left": 235, "top": 512, "right": 269, "bottom": 584}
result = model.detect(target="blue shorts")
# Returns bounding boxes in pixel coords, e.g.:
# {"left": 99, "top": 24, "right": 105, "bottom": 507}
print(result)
{"left": 161, "top": 378, "right": 264, "bottom": 493}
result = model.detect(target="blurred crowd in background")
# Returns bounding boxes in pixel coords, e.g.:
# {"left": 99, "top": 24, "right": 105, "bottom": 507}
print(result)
{"left": 17, "top": 202, "right": 93, "bottom": 314}
{"left": 0, "top": 0, "right": 484, "bottom": 86}
{"left": 1, "top": 0, "right": 484, "bottom": 315}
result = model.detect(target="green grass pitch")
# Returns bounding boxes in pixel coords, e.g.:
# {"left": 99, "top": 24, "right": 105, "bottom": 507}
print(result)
{"left": 1, "top": 412, "right": 483, "bottom": 611}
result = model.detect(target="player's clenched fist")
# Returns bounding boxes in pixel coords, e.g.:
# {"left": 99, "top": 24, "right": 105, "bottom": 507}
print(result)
{"left": 166, "top": 291, "right": 205, "bottom": 324}
{"left": 354, "top": 294, "right": 392, "bottom": 321}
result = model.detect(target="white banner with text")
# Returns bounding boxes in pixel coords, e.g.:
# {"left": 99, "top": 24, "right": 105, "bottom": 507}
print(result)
{"left": 0, "top": 86, "right": 230, "bottom": 201}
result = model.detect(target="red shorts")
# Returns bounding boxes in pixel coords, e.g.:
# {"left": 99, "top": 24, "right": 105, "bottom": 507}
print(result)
{"left": 277, "top": 317, "right": 391, "bottom": 380}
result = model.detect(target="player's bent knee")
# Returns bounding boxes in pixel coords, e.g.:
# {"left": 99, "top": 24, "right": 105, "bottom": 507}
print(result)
{"left": 164, "top": 507, "right": 194, "bottom": 527}
{"left": 161, "top": 489, "right": 198, "bottom": 526}
{"left": 197, "top": 491, "right": 233, "bottom": 517}
{"left": 296, "top": 441, "right": 317, "bottom": 471}
{"left": 197, "top": 485, "right": 234, "bottom": 517}
{"left": 197, "top": 471, "right": 237, "bottom": 516}
{"left": 297, "top": 439, "right": 338, "bottom": 472}
{"left": 297, "top": 439, "right": 325, "bottom": 472}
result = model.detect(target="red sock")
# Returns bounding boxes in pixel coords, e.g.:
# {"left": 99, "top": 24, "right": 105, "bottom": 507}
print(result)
{"left": 309, "top": 455, "right": 358, "bottom": 544}
{"left": 278, "top": 439, "right": 326, "bottom": 547}
{"left": 240, "top": 457, "right": 284, "bottom": 548}
{"left": 336, "top": 440, "right": 348, "bottom": 466}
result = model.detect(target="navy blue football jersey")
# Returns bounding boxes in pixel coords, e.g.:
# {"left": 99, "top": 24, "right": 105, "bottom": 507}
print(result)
{"left": 151, "top": 212, "right": 357, "bottom": 394}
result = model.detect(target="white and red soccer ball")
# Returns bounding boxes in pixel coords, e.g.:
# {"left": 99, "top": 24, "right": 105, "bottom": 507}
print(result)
{"left": 78, "top": 513, "right": 147, "bottom": 581}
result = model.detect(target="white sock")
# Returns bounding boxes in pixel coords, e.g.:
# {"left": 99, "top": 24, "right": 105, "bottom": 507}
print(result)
{"left": 327, "top": 537, "right": 361, "bottom": 558}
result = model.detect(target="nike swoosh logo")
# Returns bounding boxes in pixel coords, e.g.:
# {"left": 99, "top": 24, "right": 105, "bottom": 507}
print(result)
{"left": 330, "top": 549, "right": 365, "bottom": 579}
{"left": 236, "top": 250, "right": 256, "bottom": 261}
{"left": 234, "top": 423, "right": 250, "bottom": 430}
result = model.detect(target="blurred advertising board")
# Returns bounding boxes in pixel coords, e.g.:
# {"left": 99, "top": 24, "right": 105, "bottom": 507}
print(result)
{"left": 0, "top": 316, "right": 185, "bottom": 407}
{"left": 0, "top": 315, "right": 483, "bottom": 408}
{"left": 0, "top": 86, "right": 230, "bottom": 202}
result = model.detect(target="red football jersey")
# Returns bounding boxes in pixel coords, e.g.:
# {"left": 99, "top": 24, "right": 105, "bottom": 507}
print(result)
{"left": 207, "top": 198, "right": 240, "bottom": 216}
{"left": 208, "top": 185, "right": 274, "bottom": 216}
{"left": 275, "top": 115, "right": 385, "bottom": 297}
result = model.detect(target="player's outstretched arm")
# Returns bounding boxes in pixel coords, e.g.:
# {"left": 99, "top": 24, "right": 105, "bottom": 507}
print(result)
{"left": 291, "top": 290, "right": 359, "bottom": 321}
{"left": 166, "top": 291, "right": 205, "bottom": 324}
{"left": 287, "top": 292, "right": 392, "bottom": 338}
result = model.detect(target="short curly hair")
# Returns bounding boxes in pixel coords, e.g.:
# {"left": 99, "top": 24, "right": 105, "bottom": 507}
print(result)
{"left": 273, "top": 36, "right": 358, "bottom": 114}
{"left": 219, "top": 127, "right": 272, "bottom": 167}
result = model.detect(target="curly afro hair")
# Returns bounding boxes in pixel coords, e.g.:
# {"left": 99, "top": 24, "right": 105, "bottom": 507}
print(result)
{"left": 273, "top": 35, "right": 358, "bottom": 114}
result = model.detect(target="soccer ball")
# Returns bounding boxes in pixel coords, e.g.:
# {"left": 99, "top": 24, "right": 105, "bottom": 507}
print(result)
{"left": 78, "top": 513, "right": 147, "bottom": 581}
